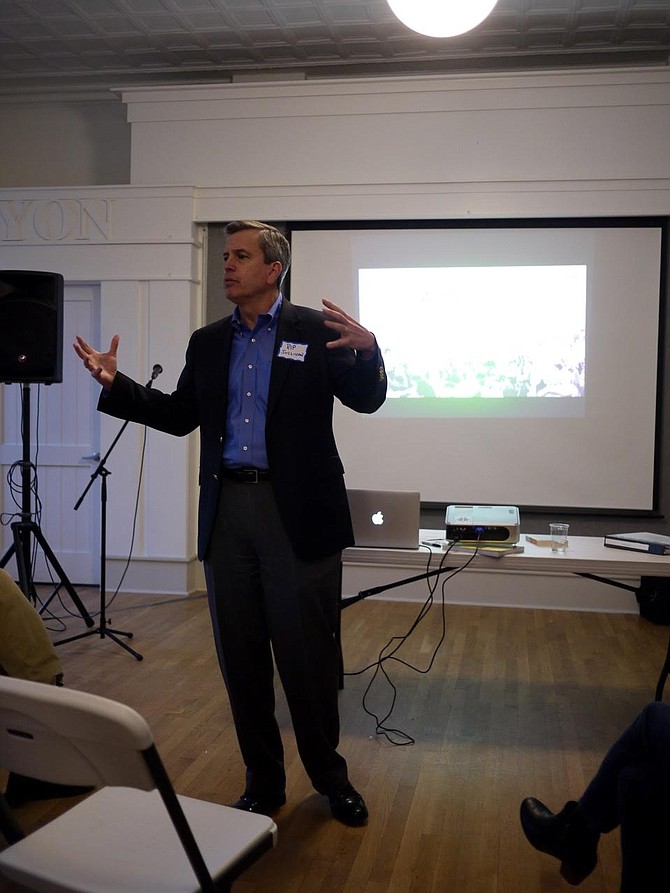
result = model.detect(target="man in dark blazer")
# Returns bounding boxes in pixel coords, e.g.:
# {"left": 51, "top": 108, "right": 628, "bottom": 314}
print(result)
{"left": 74, "top": 220, "right": 387, "bottom": 826}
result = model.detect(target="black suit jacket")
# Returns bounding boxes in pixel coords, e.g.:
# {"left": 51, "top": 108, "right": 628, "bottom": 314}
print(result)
{"left": 99, "top": 300, "right": 387, "bottom": 560}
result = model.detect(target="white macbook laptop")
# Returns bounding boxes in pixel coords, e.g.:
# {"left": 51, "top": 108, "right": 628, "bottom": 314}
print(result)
{"left": 347, "top": 489, "right": 421, "bottom": 549}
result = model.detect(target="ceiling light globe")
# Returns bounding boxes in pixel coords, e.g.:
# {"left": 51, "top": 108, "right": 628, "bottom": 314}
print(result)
{"left": 387, "top": 0, "right": 500, "bottom": 39}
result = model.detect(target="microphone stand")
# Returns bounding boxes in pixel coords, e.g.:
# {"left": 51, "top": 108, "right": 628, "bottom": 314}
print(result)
{"left": 55, "top": 365, "right": 163, "bottom": 659}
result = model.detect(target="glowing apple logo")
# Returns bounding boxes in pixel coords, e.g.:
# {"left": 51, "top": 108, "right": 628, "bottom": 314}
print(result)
{"left": 371, "top": 511, "right": 384, "bottom": 526}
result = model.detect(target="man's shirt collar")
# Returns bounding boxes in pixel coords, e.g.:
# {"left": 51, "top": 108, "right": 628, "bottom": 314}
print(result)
{"left": 232, "top": 293, "right": 283, "bottom": 332}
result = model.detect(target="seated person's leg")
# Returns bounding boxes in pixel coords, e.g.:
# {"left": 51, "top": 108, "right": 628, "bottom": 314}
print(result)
{"left": 618, "top": 764, "right": 670, "bottom": 893}
{"left": 520, "top": 702, "right": 670, "bottom": 889}
{"left": 0, "top": 568, "right": 63, "bottom": 685}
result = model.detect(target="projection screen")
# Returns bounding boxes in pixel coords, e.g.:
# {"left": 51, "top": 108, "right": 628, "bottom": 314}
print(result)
{"left": 288, "top": 220, "right": 665, "bottom": 511}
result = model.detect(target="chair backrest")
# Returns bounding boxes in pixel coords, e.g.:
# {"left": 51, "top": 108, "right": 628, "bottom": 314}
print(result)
{"left": 0, "top": 675, "right": 156, "bottom": 790}
{"left": 0, "top": 676, "right": 221, "bottom": 892}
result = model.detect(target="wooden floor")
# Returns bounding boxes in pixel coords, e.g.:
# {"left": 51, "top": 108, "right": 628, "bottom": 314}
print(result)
{"left": 2, "top": 587, "right": 669, "bottom": 892}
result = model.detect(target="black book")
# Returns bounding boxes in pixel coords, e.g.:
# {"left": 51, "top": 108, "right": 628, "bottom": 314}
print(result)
{"left": 603, "top": 532, "right": 670, "bottom": 555}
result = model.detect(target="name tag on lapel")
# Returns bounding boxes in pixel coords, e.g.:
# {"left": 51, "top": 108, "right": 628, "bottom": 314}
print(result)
{"left": 277, "top": 340, "right": 308, "bottom": 362}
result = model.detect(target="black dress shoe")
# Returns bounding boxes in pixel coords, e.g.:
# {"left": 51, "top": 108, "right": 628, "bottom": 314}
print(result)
{"left": 520, "top": 797, "right": 599, "bottom": 886}
{"left": 328, "top": 786, "right": 368, "bottom": 827}
{"left": 230, "top": 792, "right": 286, "bottom": 815}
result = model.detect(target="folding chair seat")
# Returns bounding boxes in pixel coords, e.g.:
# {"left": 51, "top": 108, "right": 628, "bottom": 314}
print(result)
{"left": 0, "top": 676, "right": 277, "bottom": 892}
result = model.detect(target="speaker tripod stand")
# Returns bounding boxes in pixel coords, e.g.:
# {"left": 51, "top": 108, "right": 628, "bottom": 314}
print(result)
{"left": 0, "top": 382, "right": 94, "bottom": 630}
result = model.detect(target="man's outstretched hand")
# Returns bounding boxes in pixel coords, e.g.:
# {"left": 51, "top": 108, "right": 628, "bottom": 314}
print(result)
{"left": 73, "top": 335, "right": 119, "bottom": 389}
{"left": 322, "top": 299, "right": 376, "bottom": 359}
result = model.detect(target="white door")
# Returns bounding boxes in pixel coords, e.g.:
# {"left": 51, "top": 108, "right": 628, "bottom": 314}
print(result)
{"left": 0, "top": 284, "right": 100, "bottom": 585}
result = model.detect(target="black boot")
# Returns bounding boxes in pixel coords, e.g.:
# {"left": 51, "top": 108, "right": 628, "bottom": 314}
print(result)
{"left": 520, "top": 797, "right": 600, "bottom": 885}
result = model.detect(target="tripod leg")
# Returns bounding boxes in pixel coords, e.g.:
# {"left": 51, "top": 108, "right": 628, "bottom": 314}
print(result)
{"left": 38, "top": 583, "right": 65, "bottom": 617}
{"left": 11, "top": 524, "right": 38, "bottom": 605}
{"left": 55, "top": 625, "right": 143, "bottom": 661}
{"left": 103, "top": 629, "right": 143, "bottom": 661}
{"left": 0, "top": 540, "right": 15, "bottom": 570}
{"left": 29, "top": 524, "right": 94, "bottom": 627}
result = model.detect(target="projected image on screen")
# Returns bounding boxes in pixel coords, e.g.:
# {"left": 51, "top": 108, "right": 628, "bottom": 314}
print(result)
{"left": 290, "top": 223, "right": 663, "bottom": 509}
{"left": 359, "top": 265, "right": 586, "bottom": 418}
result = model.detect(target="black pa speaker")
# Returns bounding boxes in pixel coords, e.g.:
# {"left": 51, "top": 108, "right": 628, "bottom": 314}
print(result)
{"left": 0, "top": 270, "right": 64, "bottom": 384}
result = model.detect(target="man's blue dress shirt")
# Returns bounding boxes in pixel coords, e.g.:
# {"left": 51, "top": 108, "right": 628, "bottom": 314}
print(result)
{"left": 222, "top": 294, "right": 282, "bottom": 470}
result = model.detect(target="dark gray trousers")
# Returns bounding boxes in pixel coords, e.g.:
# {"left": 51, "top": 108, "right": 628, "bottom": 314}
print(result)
{"left": 203, "top": 478, "right": 349, "bottom": 797}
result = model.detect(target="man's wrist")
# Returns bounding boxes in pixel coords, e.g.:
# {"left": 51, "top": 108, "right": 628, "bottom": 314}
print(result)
{"left": 357, "top": 336, "right": 377, "bottom": 361}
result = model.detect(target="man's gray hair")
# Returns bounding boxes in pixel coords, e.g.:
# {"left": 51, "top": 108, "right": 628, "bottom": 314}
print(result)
{"left": 224, "top": 220, "right": 291, "bottom": 284}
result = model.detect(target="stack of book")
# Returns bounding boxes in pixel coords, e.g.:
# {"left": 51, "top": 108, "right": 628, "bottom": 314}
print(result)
{"left": 445, "top": 542, "right": 525, "bottom": 559}
{"left": 524, "top": 535, "right": 553, "bottom": 547}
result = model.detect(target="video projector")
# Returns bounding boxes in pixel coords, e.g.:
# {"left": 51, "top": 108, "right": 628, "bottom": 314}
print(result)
{"left": 445, "top": 504, "right": 520, "bottom": 545}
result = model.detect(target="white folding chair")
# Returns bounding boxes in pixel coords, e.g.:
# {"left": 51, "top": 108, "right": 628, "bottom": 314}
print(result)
{"left": 0, "top": 676, "right": 277, "bottom": 892}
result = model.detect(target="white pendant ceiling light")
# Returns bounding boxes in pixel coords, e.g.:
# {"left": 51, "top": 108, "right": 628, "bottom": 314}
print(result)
{"left": 387, "top": 0, "right": 500, "bottom": 39}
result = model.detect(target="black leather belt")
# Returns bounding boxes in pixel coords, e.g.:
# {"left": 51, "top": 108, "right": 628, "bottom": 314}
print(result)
{"left": 221, "top": 467, "right": 271, "bottom": 483}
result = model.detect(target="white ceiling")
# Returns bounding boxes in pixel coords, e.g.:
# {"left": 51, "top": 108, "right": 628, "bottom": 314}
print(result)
{"left": 0, "top": 0, "right": 669, "bottom": 95}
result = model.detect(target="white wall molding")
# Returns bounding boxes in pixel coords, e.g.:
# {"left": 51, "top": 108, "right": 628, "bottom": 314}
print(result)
{"left": 193, "top": 178, "right": 670, "bottom": 222}
{"left": 123, "top": 68, "right": 670, "bottom": 190}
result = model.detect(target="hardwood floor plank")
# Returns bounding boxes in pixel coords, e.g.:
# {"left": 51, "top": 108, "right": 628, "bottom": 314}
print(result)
{"left": 1, "top": 590, "right": 667, "bottom": 891}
